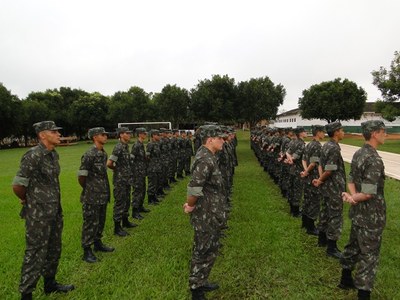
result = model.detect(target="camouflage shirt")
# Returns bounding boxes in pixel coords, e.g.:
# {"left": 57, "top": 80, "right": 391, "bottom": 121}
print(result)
{"left": 12, "top": 142, "right": 61, "bottom": 220}
{"left": 187, "top": 146, "right": 225, "bottom": 232}
{"left": 146, "top": 140, "right": 162, "bottom": 173}
{"left": 78, "top": 145, "right": 110, "bottom": 205}
{"left": 109, "top": 141, "right": 132, "bottom": 183}
{"left": 131, "top": 140, "right": 147, "bottom": 177}
{"left": 287, "top": 138, "right": 305, "bottom": 173}
{"left": 320, "top": 139, "right": 346, "bottom": 196}
{"left": 348, "top": 143, "right": 386, "bottom": 230}
{"left": 303, "top": 139, "right": 322, "bottom": 179}
{"left": 186, "top": 138, "right": 194, "bottom": 157}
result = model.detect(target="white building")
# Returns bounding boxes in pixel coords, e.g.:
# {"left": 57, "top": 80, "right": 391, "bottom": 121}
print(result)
{"left": 273, "top": 102, "right": 400, "bottom": 133}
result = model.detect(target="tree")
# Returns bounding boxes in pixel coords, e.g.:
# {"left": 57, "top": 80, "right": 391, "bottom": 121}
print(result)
{"left": 68, "top": 92, "right": 110, "bottom": 138}
{"left": 190, "top": 75, "right": 237, "bottom": 123}
{"left": 0, "top": 83, "right": 22, "bottom": 140}
{"left": 108, "top": 86, "right": 152, "bottom": 127}
{"left": 371, "top": 51, "right": 400, "bottom": 121}
{"left": 153, "top": 84, "right": 190, "bottom": 128}
{"left": 19, "top": 100, "right": 50, "bottom": 145}
{"left": 298, "top": 78, "right": 367, "bottom": 123}
{"left": 237, "top": 77, "right": 286, "bottom": 127}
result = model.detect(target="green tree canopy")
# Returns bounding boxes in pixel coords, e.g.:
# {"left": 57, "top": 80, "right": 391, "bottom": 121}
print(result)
{"left": 298, "top": 78, "right": 367, "bottom": 123}
{"left": 237, "top": 77, "right": 285, "bottom": 127}
{"left": 0, "top": 83, "right": 22, "bottom": 139}
{"left": 371, "top": 51, "right": 400, "bottom": 121}
{"left": 108, "top": 86, "right": 152, "bottom": 126}
{"left": 190, "top": 75, "right": 237, "bottom": 123}
{"left": 153, "top": 84, "right": 190, "bottom": 128}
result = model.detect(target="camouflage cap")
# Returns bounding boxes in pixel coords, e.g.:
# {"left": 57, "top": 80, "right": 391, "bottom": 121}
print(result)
{"left": 179, "top": 130, "right": 186, "bottom": 134}
{"left": 361, "top": 120, "right": 386, "bottom": 134}
{"left": 33, "top": 121, "right": 62, "bottom": 134}
{"left": 294, "top": 127, "right": 306, "bottom": 135}
{"left": 116, "top": 127, "right": 132, "bottom": 134}
{"left": 149, "top": 129, "right": 160, "bottom": 136}
{"left": 199, "top": 125, "right": 227, "bottom": 139}
{"left": 136, "top": 127, "right": 148, "bottom": 134}
{"left": 325, "top": 122, "right": 342, "bottom": 134}
{"left": 311, "top": 125, "right": 326, "bottom": 135}
{"left": 159, "top": 128, "right": 167, "bottom": 133}
{"left": 172, "top": 129, "right": 179, "bottom": 133}
{"left": 88, "top": 127, "right": 108, "bottom": 139}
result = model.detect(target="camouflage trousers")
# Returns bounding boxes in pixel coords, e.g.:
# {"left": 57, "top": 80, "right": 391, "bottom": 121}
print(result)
{"left": 147, "top": 172, "right": 161, "bottom": 197}
{"left": 113, "top": 181, "right": 131, "bottom": 222}
{"left": 302, "top": 182, "right": 321, "bottom": 220}
{"left": 279, "top": 165, "right": 290, "bottom": 193}
{"left": 325, "top": 194, "right": 343, "bottom": 241}
{"left": 81, "top": 203, "right": 107, "bottom": 248}
{"left": 168, "top": 156, "right": 177, "bottom": 178}
{"left": 177, "top": 157, "right": 185, "bottom": 177}
{"left": 340, "top": 225, "right": 383, "bottom": 291}
{"left": 189, "top": 230, "right": 221, "bottom": 290}
{"left": 184, "top": 155, "right": 191, "bottom": 174}
{"left": 289, "top": 173, "right": 303, "bottom": 207}
{"left": 19, "top": 215, "right": 63, "bottom": 294}
{"left": 317, "top": 196, "right": 328, "bottom": 233}
{"left": 132, "top": 175, "right": 146, "bottom": 209}
{"left": 161, "top": 160, "right": 169, "bottom": 186}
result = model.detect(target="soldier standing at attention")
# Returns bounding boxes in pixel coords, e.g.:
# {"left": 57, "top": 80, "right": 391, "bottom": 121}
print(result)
{"left": 78, "top": 127, "right": 114, "bottom": 264}
{"left": 184, "top": 130, "right": 194, "bottom": 175}
{"left": 313, "top": 122, "right": 346, "bottom": 259}
{"left": 339, "top": 121, "right": 387, "bottom": 300}
{"left": 131, "top": 127, "right": 150, "bottom": 220}
{"left": 300, "top": 125, "right": 325, "bottom": 236}
{"left": 12, "top": 121, "right": 74, "bottom": 300}
{"left": 146, "top": 129, "right": 162, "bottom": 205}
{"left": 183, "top": 125, "right": 226, "bottom": 300}
{"left": 107, "top": 127, "right": 136, "bottom": 237}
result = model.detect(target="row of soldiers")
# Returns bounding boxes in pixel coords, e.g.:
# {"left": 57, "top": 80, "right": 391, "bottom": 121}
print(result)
{"left": 251, "top": 120, "right": 387, "bottom": 300}
{"left": 80, "top": 126, "right": 196, "bottom": 263}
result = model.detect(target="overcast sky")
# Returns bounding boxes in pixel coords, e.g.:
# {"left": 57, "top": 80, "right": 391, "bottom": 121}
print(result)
{"left": 1, "top": 0, "right": 399, "bottom": 111}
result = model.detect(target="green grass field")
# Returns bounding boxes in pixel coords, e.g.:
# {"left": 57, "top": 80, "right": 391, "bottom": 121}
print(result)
{"left": 0, "top": 132, "right": 399, "bottom": 299}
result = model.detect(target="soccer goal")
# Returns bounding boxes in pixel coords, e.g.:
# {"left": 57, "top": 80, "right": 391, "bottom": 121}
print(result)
{"left": 118, "top": 122, "right": 172, "bottom": 132}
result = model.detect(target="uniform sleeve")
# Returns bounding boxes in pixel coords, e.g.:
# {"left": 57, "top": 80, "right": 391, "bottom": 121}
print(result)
{"left": 78, "top": 152, "right": 91, "bottom": 177}
{"left": 12, "top": 151, "right": 38, "bottom": 187}
{"left": 359, "top": 156, "right": 382, "bottom": 195}
{"left": 309, "top": 143, "right": 321, "bottom": 164}
{"left": 187, "top": 158, "right": 211, "bottom": 197}
{"left": 324, "top": 145, "right": 340, "bottom": 171}
{"left": 109, "top": 144, "right": 121, "bottom": 162}
{"left": 292, "top": 142, "right": 304, "bottom": 160}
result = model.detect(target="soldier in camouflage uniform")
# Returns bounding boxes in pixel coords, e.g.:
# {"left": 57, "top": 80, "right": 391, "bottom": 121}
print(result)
{"left": 12, "top": 121, "right": 74, "bottom": 300}
{"left": 159, "top": 128, "right": 171, "bottom": 193}
{"left": 131, "top": 127, "right": 150, "bottom": 220}
{"left": 183, "top": 125, "right": 227, "bottom": 300}
{"left": 146, "top": 130, "right": 162, "bottom": 205}
{"left": 169, "top": 129, "right": 179, "bottom": 183}
{"left": 286, "top": 127, "right": 307, "bottom": 217}
{"left": 177, "top": 130, "right": 187, "bottom": 179}
{"left": 78, "top": 127, "right": 114, "bottom": 264}
{"left": 107, "top": 127, "right": 136, "bottom": 237}
{"left": 300, "top": 125, "right": 325, "bottom": 236}
{"left": 278, "top": 127, "right": 293, "bottom": 198}
{"left": 338, "top": 120, "right": 387, "bottom": 300}
{"left": 313, "top": 122, "right": 346, "bottom": 259}
{"left": 184, "top": 131, "right": 194, "bottom": 175}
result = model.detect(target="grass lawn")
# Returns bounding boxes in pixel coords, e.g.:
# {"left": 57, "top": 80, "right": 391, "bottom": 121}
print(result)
{"left": 0, "top": 131, "right": 399, "bottom": 299}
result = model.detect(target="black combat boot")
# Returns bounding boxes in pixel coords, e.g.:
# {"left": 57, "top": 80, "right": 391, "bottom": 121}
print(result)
{"left": 122, "top": 217, "right": 137, "bottom": 228}
{"left": 157, "top": 188, "right": 166, "bottom": 196}
{"left": 21, "top": 293, "right": 32, "bottom": 300}
{"left": 170, "top": 176, "right": 177, "bottom": 183}
{"left": 132, "top": 208, "right": 144, "bottom": 220}
{"left": 338, "top": 268, "right": 355, "bottom": 290}
{"left": 358, "top": 289, "right": 371, "bottom": 300}
{"left": 114, "top": 221, "right": 129, "bottom": 236}
{"left": 94, "top": 240, "right": 114, "bottom": 252}
{"left": 191, "top": 288, "right": 207, "bottom": 300}
{"left": 326, "top": 239, "right": 342, "bottom": 259}
{"left": 200, "top": 282, "right": 219, "bottom": 292}
{"left": 148, "top": 195, "right": 159, "bottom": 205}
{"left": 82, "top": 246, "right": 98, "bottom": 263}
{"left": 139, "top": 206, "right": 150, "bottom": 213}
{"left": 291, "top": 205, "right": 301, "bottom": 218}
{"left": 43, "top": 277, "right": 75, "bottom": 294}
{"left": 306, "top": 217, "right": 319, "bottom": 236}
{"left": 317, "top": 231, "right": 327, "bottom": 247}
{"left": 177, "top": 174, "right": 184, "bottom": 179}
{"left": 301, "top": 214, "right": 307, "bottom": 228}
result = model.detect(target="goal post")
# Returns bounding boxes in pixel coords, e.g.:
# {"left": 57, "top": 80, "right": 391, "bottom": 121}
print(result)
{"left": 117, "top": 122, "right": 172, "bottom": 133}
